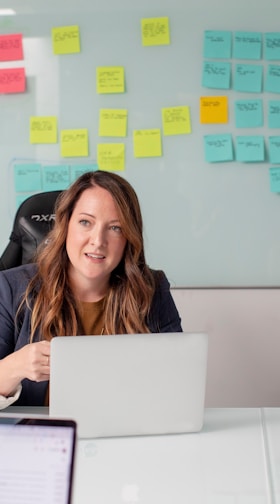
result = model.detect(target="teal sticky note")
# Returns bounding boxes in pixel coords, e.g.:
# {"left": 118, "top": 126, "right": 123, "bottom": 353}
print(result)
{"left": 236, "top": 136, "right": 265, "bottom": 162}
{"left": 42, "top": 165, "right": 71, "bottom": 191}
{"left": 269, "top": 167, "right": 280, "bottom": 192}
{"left": 264, "top": 33, "right": 280, "bottom": 60}
{"left": 265, "top": 65, "right": 280, "bottom": 94}
{"left": 70, "top": 163, "right": 98, "bottom": 183}
{"left": 202, "top": 61, "right": 231, "bottom": 89}
{"left": 233, "top": 31, "right": 262, "bottom": 60}
{"left": 14, "top": 163, "right": 42, "bottom": 192}
{"left": 203, "top": 30, "right": 232, "bottom": 59}
{"left": 234, "top": 100, "right": 263, "bottom": 128}
{"left": 268, "top": 101, "right": 280, "bottom": 128}
{"left": 204, "top": 134, "right": 233, "bottom": 163}
{"left": 268, "top": 136, "right": 280, "bottom": 164}
{"left": 234, "top": 64, "right": 262, "bottom": 93}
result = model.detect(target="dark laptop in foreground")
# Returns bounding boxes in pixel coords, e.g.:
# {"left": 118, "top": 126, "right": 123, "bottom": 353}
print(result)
{"left": 49, "top": 332, "right": 208, "bottom": 439}
{"left": 0, "top": 416, "right": 76, "bottom": 504}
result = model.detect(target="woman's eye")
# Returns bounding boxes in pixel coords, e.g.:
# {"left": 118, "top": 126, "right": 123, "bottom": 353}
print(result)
{"left": 79, "top": 219, "right": 90, "bottom": 226}
{"left": 111, "top": 225, "right": 122, "bottom": 234}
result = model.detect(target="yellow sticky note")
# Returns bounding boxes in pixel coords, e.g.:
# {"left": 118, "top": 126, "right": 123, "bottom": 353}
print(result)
{"left": 52, "top": 25, "right": 80, "bottom": 55}
{"left": 60, "top": 129, "right": 88, "bottom": 157}
{"left": 99, "top": 109, "right": 127, "bottom": 137}
{"left": 97, "top": 67, "right": 125, "bottom": 94}
{"left": 133, "top": 129, "right": 162, "bottom": 158}
{"left": 162, "top": 106, "right": 191, "bottom": 135}
{"left": 97, "top": 143, "right": 125, "bottom": 171}
{"left": 200, "top": 96, "right": 228, "bottom": 124}
{"left": 30, "top": 116, "right": 57, "bottom": 144}
{"left": 141, "top": 17, "right": 170, "bottom": 46}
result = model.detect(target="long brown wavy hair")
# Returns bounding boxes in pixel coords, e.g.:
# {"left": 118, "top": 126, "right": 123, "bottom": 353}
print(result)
{"left": 23, "top": 171, "right": 156, "bottom": 341}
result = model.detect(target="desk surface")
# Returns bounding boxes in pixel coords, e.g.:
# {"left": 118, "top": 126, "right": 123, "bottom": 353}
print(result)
{"left": 0, "top": 407, "right": 273, "bottom": 504}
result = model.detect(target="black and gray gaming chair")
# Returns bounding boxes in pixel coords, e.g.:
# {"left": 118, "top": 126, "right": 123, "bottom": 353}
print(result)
{"left": 0, "top": 191, "right": 62, "bottom": 271}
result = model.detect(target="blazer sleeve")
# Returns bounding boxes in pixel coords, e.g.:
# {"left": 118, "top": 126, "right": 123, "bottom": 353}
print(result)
{"left": 147, "top": 270, "right": 183, "bottom": 333}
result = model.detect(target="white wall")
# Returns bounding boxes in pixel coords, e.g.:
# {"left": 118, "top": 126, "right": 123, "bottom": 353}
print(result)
{"left": 171, "top": 288, "right": 280, "bottom": 407}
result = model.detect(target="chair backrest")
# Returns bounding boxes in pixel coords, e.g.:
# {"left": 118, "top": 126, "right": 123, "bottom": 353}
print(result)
{"left": 0, "top": 191, "right": 62, "bottom": 270}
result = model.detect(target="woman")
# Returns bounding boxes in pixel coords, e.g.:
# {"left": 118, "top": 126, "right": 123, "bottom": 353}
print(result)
{"left": 0, "top": 170, "right": 182, "bottom": 407}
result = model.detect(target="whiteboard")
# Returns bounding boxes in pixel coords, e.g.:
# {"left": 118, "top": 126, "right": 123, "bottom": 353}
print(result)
{"left": 0, "top": 0, "right": 280, "bottom": 287}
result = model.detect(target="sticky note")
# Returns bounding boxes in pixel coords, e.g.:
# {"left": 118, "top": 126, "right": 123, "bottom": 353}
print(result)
{"left": 0, "top": 67, "right": 25, "bottom": 94}
{"left": 265, "top": 65, "right": 280, "bottom": 94}
{"left": 200, "top": 96, "right": 228, "bottom": 124}
{"left": 60, "top": 129, "right": 89, "bottom": 157}
{"left": 234, "top": 64, "right": 262, "bottom": 93}
{"left": 268, "top": 101, "right": 280, "bottom": 128}
{"left": 270, "top": 167, "right": 280, "bottom": 192}
{"left": 133, "top": 129, "right": 162, "bottom": 158}
{"left": 234, "top": 100, "right": 263, "bottom": 128}
{"left": 97, "top": 67, "right": 125, "bottom": 94}
{"left": 52, "top": 25, "right": 80, "bottom": 54}
{"left": 141, "top": 17, "right": 170, "bottom": 46}
{"left": 269, "top": 136, "right": 280, "bottom": 164}
{"left": 264, "top": 33, "right": 280, "bottom": 60}
{"left": 42, "top": 165, "right": 71, "bottom": 191}
{"left": 204, "top": 134, "right": 233, "bottom": 163}
{"left": 70, "top": 164, "right": 98, "bottom": 183}
{"left": 97, "top": 144, "right": 125, "bottom": 171}
{"left": 30, "top": 116, "right": 57, "bottom": 144}
{"left": 0, "top": 33, "right": 23, "bottom": 61}
{"left": 14, "top": 164, "right": 42, "bottom": 192}
{"left": 233, "top": 31, "right": 262, "bottom": 60}
{"left": 99, "top": 109, "right": 127, "bottom": 137}
{"left": 203, "top": 30, "right": 232, "bottom": 59}
{"left": 162, "top": 106, "right": 191, "bottom": 135}
{"left": 236, "top": 136, "right": 265, "bottom": 162}
{"left": 202, "top": 61, "right": 231, "bottom": 89}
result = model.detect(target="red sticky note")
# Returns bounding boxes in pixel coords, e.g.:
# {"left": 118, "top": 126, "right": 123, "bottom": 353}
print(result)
{"left": 0, "top": 33, "right": 23, "bottom": 61}
{"left": 0, "top": 68, "right": 26, "bottom": 94}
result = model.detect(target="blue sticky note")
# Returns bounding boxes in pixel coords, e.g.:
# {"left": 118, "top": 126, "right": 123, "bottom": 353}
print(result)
{"left": 265, "top": 65, "right": 280, "bottom": 94}
{"left": 204, "top": 134, "right": 233, "bottom": 163}
{"left": 203, "top": 30, "right": 232, "bottom": 59}
{"left": 268, "top": 101, "right": 280, "bottom": 128}
{"left": 264, "top": 33, "right": 280, "bottom": 61}
{"left": 70, "top": 163, "right": 98, "bottom": 183}
{"left": 42, "top": 165, "right": 71, "bottom": 191}
{"left": 234, "top": 100, "right": 263, "bottom": 128}
{"left": 268, "top": 136, "right": 280, "bottom": 164}
{"left": 233, "top": 31, "right": 262, "bottom": 60}
{"left": 202, "top": 61, "right": 231, "bottom": 89}
{"left": 234, "top": 64, "right": 262, "bottom": 93}
{"left": 269, "top": 167, "right": 280, "bottom": 192}
{"left": 236, "top": 136, "right": 265, "bottom": 162}
{"left": 14, "top": 163, "right": 42, "bottom": 192}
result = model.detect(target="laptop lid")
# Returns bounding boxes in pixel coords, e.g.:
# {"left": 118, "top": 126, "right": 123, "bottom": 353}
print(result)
{"left": 0, "top": 416, "right": 76, "bottom": 504}
{"left": 50, "top": 332, "right": 208, "bottom": 439}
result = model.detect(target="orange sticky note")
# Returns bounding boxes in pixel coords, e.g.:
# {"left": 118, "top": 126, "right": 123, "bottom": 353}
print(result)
{"left": 0, "top": 33, "right": 23, "bottom": 61}
{"left": 0, "top": 67, "right": 25, "bottom": 94}
{"left": 200, "top": 96, "right": 228, "bottom": 124}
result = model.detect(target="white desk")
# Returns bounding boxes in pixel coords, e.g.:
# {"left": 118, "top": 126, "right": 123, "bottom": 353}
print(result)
{"left": 261, "top": 408, "right": 280, "bottom": 504}
{"left": 0, "top": 407, "right": 272, "bottom": 504}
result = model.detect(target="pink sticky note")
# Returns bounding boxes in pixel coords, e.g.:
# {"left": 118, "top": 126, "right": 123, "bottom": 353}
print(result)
{"left": 0, "top": 33, "right": 23, "bottom": 61}
{"left": 0, "top": 68, "right": 25, "bottom": 94}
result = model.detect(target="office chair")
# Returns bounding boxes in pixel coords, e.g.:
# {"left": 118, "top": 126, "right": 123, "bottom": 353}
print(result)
{"left": 0, "top": 191, "right": 62, "bottom": 271}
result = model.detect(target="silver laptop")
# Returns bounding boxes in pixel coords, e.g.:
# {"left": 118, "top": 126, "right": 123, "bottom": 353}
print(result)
{"left": 0, "top": 416, "right": 76, "bottom": 504}
{"left": 49, "top": 332, "right": 208, "bottom": 439}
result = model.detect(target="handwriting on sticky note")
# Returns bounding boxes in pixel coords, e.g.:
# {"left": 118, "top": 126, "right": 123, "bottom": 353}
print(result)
{"left": 97, "top": 144, "right": 125, "bottom": 171}
{"left": 236, "top": 136, "right": 265, "bottom": 162}
{"left": 133, "top": 129, "right": 162, "bottom": 158}
{"left": 162, "top": 106, "right": 191, "bottom": 135}
{"left": 52, "top": 25, "right": 80, "bottom": 54}
{"left": 30, "top": 116, "right": 57, "bottom": 144}
{"left": 97, "top": 67, "right": 125, "bottom": 94}
{"left": 0, "top": 68, "right": 25, "bottom": 94}
{"left": 99, "top": 109, "right": 127, "bottom": 137}
{"left": 42, "top": 165, "right": 71, "bottom": 191}
{"left": 61, "top": 129, "right": 89, "bottom": 157}
{"left": 0, "top": 33, "right": 23, "bottom": 61}
{"left": 141, "top": 17, "right": 170, "bottom": 46}
{"left": 14, "top": 163, "right": 42, "bottom": 192}
{"left": 270, "top": 167, "right": 280, "bottom": 193}
{"left": 200, "top": 96, "right": 228, "bottom": 124}
{"left": 204, "top": 134, "right": 233, "bottom": 162}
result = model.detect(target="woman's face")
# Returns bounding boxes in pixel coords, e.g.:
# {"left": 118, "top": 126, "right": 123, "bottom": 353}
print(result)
{"left": 66, "top": 185, "right": 127, "bottom": 297}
